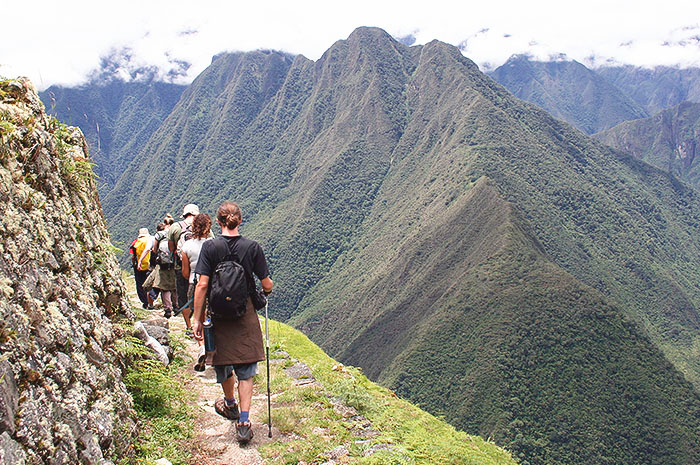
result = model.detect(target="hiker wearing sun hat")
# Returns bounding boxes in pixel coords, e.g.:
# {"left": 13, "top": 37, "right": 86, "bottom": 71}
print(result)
{"left": 168, "top": 203, "right": 201, "bottom": 334}
{"left": 129, "top": 227, "right": 153, "bottom": 309}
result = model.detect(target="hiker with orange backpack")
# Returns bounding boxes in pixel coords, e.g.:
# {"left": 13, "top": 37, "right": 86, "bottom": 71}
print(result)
{"left": 129, "top": 227, "right": 152, "bottom": 309}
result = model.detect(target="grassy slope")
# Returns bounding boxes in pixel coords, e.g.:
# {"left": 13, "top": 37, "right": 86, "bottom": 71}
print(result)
{"left": 260, "top": 316, "right": 517, "bottom": 465}
{"left": 119, "top": 270, "right": 515, "bottom": 465}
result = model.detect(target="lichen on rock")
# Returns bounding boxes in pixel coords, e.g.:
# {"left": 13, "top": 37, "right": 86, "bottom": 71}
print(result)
{"left": 0, "top": 77, "right": 136, "bottom": 464}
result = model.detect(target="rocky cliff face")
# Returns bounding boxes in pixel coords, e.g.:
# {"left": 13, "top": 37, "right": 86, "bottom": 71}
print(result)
{"left": 0, "top": 78, "right": 135, "bottom": 464}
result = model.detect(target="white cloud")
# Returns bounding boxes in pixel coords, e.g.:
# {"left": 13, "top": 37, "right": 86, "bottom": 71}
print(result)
{"left": 2, "top": 0, "right": 699, "bottom": 89}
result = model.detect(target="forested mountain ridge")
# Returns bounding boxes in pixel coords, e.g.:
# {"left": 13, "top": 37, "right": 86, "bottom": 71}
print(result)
{"left": 595, "top": 101, "right": 700, "bottom": 187}
{"left": 101, "top": 27, "right": 700, "bottom": 465}
{"left": 295, "top": 176, "right": 700, "bottom": 465}
{"left": 489, "top": 56, "right": 700, "bottom": 136}
{"left": 103, "top": 50, "right": 297, "bottom": 235}
{"left": 39, "top": 79, "right": 185, "bottom": 191}
{"left": 489, "top": 55, "right": 649, "bottom": 134}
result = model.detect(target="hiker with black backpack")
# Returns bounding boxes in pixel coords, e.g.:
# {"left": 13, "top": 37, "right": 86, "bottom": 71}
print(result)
{"left": 151, "top": 215, "right": 176, "bottom": 317}
{"left": 192, "top": 201, "right": 273, "bottom": 444}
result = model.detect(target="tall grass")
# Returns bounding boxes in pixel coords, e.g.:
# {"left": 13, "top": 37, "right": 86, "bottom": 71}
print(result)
{"left": 115, "top": 320, "right": 194, "bottom": 465}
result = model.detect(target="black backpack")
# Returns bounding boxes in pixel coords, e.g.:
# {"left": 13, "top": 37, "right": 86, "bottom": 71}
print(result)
{"left": 154, "top": 233, "right": 174, "bottom": 269}
{"left": 208, "top": 237, "right": 250, "bottom": 320}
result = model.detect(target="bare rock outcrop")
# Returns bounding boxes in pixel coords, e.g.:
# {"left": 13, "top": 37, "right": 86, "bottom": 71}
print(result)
{"left": 0, "top": 78, "right": 136, "bottom": 464}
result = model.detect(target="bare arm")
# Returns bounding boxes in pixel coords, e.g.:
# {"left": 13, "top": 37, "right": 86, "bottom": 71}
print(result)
{"left": 192, "top": 275, "right": 210, "bottom": 341}
{"left": 181, "top": 252, "right": 190, "bottom": 280}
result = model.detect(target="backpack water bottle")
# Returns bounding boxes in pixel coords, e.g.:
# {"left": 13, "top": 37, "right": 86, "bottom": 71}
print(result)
{"left": 203, "top": 317, "right": 216, "bottom": 354}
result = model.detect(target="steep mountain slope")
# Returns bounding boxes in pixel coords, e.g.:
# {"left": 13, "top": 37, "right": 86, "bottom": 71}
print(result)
{"left": 595, "top": 101, "right": 700, "bottom": 186}
{"left": 597, "top": 65, "right": 700, "bottom": 115}
{"left": 102, "top": 28, "right": 700, "bottom": 465}
{"left": 39, "top": 80, "right": 185, "bottom": 190}
{"left": 103, "top": 50, "right": 297, "bottom": 245}
{"left": 489, "top": 55, "right": 648, "bottom": 134}
{"left": 294, "top": 177, "right": 700, "bottom": 465}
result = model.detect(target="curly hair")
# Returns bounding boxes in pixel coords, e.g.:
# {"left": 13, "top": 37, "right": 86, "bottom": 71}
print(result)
{"left": 191, "top": 213, "right": 212, "bottom": 239}
{"left": 217, "top": 201, "right": 242, "bottom": 230}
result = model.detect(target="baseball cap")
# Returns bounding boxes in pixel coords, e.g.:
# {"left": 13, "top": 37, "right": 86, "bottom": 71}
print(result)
{"left": 182, "top": 203, "right": 200, "bottom": 218}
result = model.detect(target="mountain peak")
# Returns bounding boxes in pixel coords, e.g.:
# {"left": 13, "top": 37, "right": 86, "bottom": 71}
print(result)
{"left": 346, "top": 26, "right": 396, "bottom": 44}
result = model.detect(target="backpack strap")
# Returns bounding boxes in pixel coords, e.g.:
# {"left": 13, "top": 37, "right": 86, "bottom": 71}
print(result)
{"left": 178, "top": 220, "right": 191, "bottom": 234}
{"left": 219, "top": 235, "right": 242, "bottom": 261}
{"left": 217, "top": 236, "right": 255, "bottom": 293}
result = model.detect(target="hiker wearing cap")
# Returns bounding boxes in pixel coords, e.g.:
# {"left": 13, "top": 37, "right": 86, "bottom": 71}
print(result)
{"left": 168, "top": 203, "right": 200, "bottom": 334}
{"left": 193, "top": 201, "right": 273, "bottom": 444}
{"left": 129, "top": 228, "right": 153, "bottom": 309}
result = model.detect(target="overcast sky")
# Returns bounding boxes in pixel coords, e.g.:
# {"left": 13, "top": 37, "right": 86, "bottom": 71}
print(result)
{"left": 3, "top": 0, "right": 700, "bottom": 90}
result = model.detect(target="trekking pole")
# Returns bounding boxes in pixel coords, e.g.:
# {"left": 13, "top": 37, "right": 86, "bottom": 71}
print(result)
{"left": 174, "top": 275, "right": 197, "bottom": 316}
{"left": 172, "top": 297, "right": 193, "bottom": 317}
{"left": 265, "top": 299, "right": 272, "bottom": 438}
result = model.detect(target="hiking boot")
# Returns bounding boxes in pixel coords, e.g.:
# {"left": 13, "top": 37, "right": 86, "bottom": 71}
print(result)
{"left": 236, "top": 422, "right": 253, "bottom": 444}
{"left": 194, "top": 346, "right": 206, "bottom": 372}
{"left": 215, "top": 398, "right": 240, "bottom": 421}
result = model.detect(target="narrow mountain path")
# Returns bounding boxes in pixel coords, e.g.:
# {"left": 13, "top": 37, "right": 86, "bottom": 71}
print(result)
{"left": 168, "top": 309, "right": 276, "bottom": 465}
{"left": 125, "top": 283, "right": 277, "bottom": 464}
{"left": 124, "top": 276, "right": 403, "bottom": 465}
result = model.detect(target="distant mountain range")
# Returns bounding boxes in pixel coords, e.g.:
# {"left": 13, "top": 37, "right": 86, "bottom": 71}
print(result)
{"left": 488, "top": 55, "right": 649, "bottom": 134}
{"left": 490, "top": 56, "right": 700, "bottom": 190}
{"left": 38, "top": 28, "right": 700, "bottom": 465}
{"left": 595, "top": 102, "right": 700, "bottom": 186}
{"left": 597, "top": 66, "right": 700, "bottom": 115}
{"left": 39, "top": 80, "right": 185, "bottom": 191}
{"left": 490, "top": 55, "right": 700, "bottom": 134}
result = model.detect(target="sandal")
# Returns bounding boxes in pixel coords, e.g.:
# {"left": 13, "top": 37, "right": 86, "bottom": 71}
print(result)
{"left": 194, "top": 346, "right": 206, "bottom": 372}
{"left": 214, "top": 398, "right": 240, "bottom": 421}
{"left": 236, "top": 421, "right": 253, "bottom": 443}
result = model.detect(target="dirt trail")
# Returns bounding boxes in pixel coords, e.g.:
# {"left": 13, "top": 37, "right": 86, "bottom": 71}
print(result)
{"left": 171, "top": 311, "right": 277, "bottom": 465}
{"left": 128, "top": 286, "right": 277, "bottom": 464}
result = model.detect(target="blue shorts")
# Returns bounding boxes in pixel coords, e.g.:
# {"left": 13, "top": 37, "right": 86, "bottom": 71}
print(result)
{"left": 214, "top": 362, "right": 258, "bottom": 383}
